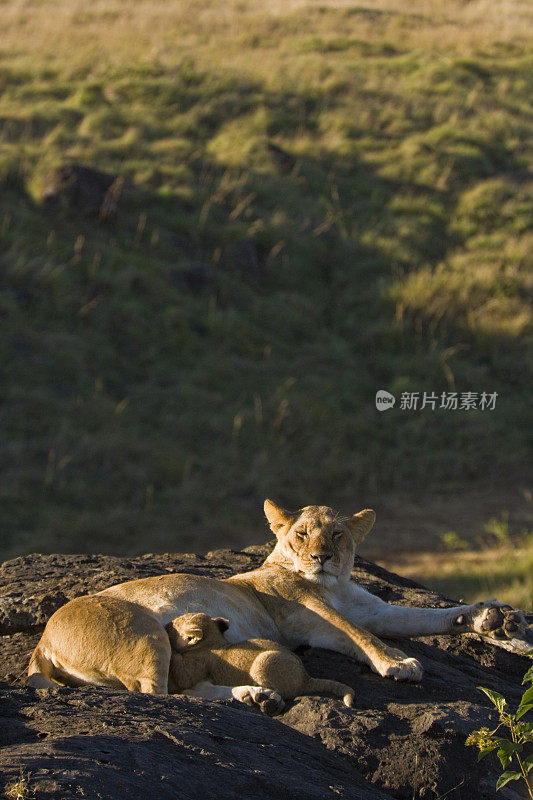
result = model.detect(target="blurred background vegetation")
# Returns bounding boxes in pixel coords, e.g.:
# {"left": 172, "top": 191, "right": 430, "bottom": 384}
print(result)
{"left": 0, "top": 0, "right": 531, "bottom": 604}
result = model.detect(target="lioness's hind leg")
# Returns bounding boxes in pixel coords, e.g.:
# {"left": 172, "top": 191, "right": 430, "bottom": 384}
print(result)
{"left": 118, "top": 631, "right": 171, "bottom": 695}
{"left": 121, "top": 676, "right": 168, "bottom": 694}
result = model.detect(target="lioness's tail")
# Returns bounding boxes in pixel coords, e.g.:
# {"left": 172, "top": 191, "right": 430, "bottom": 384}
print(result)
{"left": 303, "top": 677, "right": 354, "bottom": 707}
{"left": 27, "top": 645, "right": 57, "bottom": 688}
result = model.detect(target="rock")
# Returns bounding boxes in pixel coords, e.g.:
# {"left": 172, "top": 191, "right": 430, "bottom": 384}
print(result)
{"left": 0, "top": 685, "right": 388, "bottom": 800}
{"left": 0, "top": 551, "right": 243, "bottom": 635}
{"left": 41, "top": 164, "right": 128, "bottom": 219}
{"left": 1, "top": 548, "right": 531, "bottom": 799}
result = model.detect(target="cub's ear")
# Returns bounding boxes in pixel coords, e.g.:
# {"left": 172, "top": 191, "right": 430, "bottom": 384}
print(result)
{"left": 347, "top": 509, "right": 376, "bottom": 545}
{"left": 213, "top": 617, "right": 230, "bottom": 634}
{"left": 165, "top": 621, "right": 179, "bottom": 650}
{"left": 264, "top": 499, "right": 294, "bottom": 535}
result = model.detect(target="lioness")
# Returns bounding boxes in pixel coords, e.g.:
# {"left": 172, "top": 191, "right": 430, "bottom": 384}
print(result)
{"left": 166, "top": 612, "right": 355, "bottom": 711}
{"left": 28, "top": 501, "right": 529, "bottom": 712}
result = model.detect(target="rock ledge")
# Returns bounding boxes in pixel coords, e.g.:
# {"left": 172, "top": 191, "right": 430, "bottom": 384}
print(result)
{"left": 1, "top": 548, "right": 531, "bottom": 799}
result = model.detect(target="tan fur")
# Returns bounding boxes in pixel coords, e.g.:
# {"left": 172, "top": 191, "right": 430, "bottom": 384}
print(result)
{"left": 27, "top": 595, "right": 171, "bottom": 694}
{"left": 28, "top": 500, "right": 528, "bottom": 699}
{"left": 166, "top": 612, "right": 354, "bottom": 709}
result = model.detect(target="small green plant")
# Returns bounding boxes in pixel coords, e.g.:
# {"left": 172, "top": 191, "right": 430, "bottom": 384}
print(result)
{"left": 483, "top": 513, "right": 512, "bottom": 546}
{"left": 440, "top": 531, "right": 469, "bottom": 551}
{"left": 466, "top": 651, "right": 533, "bottom": 796}
{"left": 5, "top": 769, "right": 35, "bottom": 799}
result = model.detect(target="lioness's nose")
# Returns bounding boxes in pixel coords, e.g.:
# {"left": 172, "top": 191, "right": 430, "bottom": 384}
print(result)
{"left": 311, "top": 553, "right": 332, "bottom": 565}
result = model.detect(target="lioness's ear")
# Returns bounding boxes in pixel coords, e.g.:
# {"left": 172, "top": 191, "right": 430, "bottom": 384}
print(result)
{"left": 264, "top": 499, "right": 294, "bottom": 535}
{"left": 347, "top": 509, "right": 376, "bottom": 545}
{"left": 213, "top": 617, "right": 230, "bottom": 634}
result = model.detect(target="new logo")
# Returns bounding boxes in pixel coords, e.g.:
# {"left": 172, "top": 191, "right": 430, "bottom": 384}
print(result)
{"left": 375, "top": 390, "right": 396, "bottom": 411}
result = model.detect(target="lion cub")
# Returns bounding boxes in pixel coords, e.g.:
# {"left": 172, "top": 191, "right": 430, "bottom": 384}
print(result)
{"left": 166, "top": 612, "right": 354, "bottom": 713}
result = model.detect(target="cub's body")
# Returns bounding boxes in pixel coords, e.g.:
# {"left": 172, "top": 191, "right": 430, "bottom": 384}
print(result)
{"left": 167, "top": 612, "right": 354, "bottom": 710}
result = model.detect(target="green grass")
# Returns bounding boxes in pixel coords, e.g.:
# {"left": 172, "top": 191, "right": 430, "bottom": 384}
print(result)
{"left": 0, "top": 0, "right": 531, "bottom": 560}
{"left": 382, "top": 539, "right": 533, "bottom": 609}
{"left": 382, "top": 515, "right": 533, "bottom": 607}
{"left": 5, "top": 769, "right": 35, "bottom": 800}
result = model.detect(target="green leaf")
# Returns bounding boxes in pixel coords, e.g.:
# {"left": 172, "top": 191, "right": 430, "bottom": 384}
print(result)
{"left": 496, "top": 748, "right": 510, "bottom": 769}
{"left": 476, "top": 744, "right": 499, "bottom": 760}
{"left": 500, "top": 740, "right": 522, "bottom": 754}
{"left": 516, "top": 702, "right": 533, "bottom": 720}
{"left": 522, "top": 754, "right": 533, "bottom": 775}
{"left": 496, "top": 771, "right": 522, "bottom": 790}
{"left": 516, "top": 684, "right": 533, "bottom": 719}
{"left": 478, "top": 686, "right": 508, "bottom": 713}
{"left": 522, "top": 664, "right": 533, "bottom": 684}
{"left": 495, "top": 741, "right": 522, "bottom": 769}
{"left": 520, "top": 685, "right": 533, "bottom": 705}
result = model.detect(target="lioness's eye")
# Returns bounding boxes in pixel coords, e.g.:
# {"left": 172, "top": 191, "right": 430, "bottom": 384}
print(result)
{"left": 295, "top": 529, "right": 308, "bottom": 538}
{"left": 332, "top": 529, "right": 343, "bottom": 538}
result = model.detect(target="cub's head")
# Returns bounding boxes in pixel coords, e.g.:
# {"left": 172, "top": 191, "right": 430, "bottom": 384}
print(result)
{"left": 264, "top": 500, "right": 375, "bottom": 586}
{"left": 166, "top": 612, "right": 229, "bottom": 653}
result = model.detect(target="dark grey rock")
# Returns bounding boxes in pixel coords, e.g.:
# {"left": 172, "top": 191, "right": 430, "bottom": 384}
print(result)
{"left": 0, "top": 547, "right": 531, "bottom": 799}
{"left": 0, "top": 685, "right": 388, "bottom": 800}
{"left": 41, "top": 164, "right": 128, "bottom": 218}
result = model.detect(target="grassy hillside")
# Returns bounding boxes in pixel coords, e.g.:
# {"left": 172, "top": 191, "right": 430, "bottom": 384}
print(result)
{"left": 0, "top": 0, "right": 531, "bottom": 562}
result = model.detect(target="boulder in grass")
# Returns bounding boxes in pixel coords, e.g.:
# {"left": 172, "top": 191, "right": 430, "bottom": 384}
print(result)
{"left": 41, "top": 164, "right": 128, "bottom": 219}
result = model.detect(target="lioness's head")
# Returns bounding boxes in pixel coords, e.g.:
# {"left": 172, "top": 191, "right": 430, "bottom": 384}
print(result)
{"left": 166, "top": 612, "right": 229, "bottom": 652}
{"left": 264, "top": 500, "right": 375, "bottom": 586}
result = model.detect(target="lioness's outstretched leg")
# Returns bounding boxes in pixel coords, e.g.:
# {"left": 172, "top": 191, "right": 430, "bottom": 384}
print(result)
{"left": 341, "top": 584, "right": 530, "bottom": 652}
{"left": 284, "top": 595, "right": 423, "bottom": 681}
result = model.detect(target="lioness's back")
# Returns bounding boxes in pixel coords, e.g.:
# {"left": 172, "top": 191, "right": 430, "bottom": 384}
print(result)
{"left": 101, "top": 571, "right": 280, "bottom": 640}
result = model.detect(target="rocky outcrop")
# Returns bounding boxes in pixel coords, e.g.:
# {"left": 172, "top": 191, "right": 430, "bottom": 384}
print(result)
{"left": 1, "top": 546, "right": 531, "bottom": 799}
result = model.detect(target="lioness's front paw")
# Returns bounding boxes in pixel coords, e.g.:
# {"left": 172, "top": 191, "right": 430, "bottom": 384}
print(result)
{"left": 379, "top": 656, "right": 423, "bottom": 682}
{"left": 455, "top": 600, "right": 532, "bottom": 654}
{"left": 458, "top": 600, "right": 528, "bottom": 640}
{"left": 232, "top": 685, "right": 285, "bottom": 715}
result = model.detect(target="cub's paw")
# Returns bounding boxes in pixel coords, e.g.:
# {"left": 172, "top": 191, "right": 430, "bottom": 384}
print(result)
{"left": 378, "top": 655, "right": 423, "bottom": 682}
{"left": 232, "top": 685, "right": 285, "bottom": 715}
{"left": 456, "top": 600, "right": 531, "bottom": 653}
